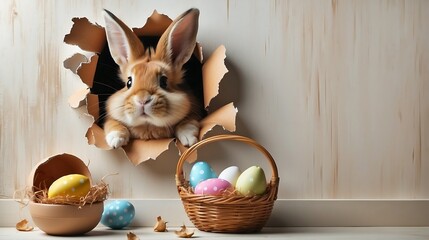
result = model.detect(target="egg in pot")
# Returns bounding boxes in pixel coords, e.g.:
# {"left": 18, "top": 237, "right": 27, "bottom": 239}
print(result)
{"left": 48, "top": 174, "right": 90, "bottom": 198}
{"left": 27, "top": 153, "right": 103, "bottom": 236}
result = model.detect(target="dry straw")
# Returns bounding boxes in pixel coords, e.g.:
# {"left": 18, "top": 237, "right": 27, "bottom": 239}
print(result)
{"left": 27, "top": 177, "right": 111, "bottom": 208}
{"left": 30, "top": 182, "right": 108, "bottom": 207}
{"left": 175, "top": 134, "right": 279, "bottom": 233}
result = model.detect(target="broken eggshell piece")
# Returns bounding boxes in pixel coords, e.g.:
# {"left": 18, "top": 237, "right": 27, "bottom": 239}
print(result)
{"left": 27, "top": 153, "right": 92, "bottom": 195}
{"left": 64, "top": 10, "right": 237, "bottom": 165}
{"left": 16, "top": 219, "right": 34, "bottom": 232}
{"left": 153, "top": 216, "right": 168, "bottom": 232}
{"left": 175, "top": 224, "right": 195, "bottom": 238}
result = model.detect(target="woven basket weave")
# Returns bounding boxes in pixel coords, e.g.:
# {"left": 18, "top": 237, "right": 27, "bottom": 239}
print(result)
{"left": 175, "top": 134, "right": 279, "bottom": 233}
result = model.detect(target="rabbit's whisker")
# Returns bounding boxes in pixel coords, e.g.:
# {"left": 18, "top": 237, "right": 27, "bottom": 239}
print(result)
{"left": 92, "top": 80, "right": 123, "bottom": 92}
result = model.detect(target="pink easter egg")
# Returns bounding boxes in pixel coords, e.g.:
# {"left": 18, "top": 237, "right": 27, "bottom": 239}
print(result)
{"left": 194, "top": 178, "right": 231, "bottom": 196}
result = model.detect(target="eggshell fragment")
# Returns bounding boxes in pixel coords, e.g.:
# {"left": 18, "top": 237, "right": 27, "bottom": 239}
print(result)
{"left": 27, "top": 153, "right": 92, "bottom": 194}
{"left": 218, "top": 166, "right": 241, "bottom": 187}
{"left": 235, "top": 166, "right": 267, "bottom": 196}
{"left": 175, "top": 224, "right": 194, "bottom": 238}
{"left": 127, "top": 232, "right": 140, "bottom": 240}
{"left": 16, "top": 219, "right": 34, "bottom": 232}
{"left": 153, "top": 216, "right": 168, "bottom": 232}
{"left": 194, "top": 178, "right": 231, "bottom": 195}
{"left": 189, "top": 161, "right": 217, "bottom": 188}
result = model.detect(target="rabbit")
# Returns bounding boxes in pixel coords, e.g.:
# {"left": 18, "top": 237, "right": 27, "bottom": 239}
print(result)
{"left": 102, "top": 8, "right": 205, "bottom": 149}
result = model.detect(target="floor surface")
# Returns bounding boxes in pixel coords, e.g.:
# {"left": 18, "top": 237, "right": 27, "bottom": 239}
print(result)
{"left": 1, "top": 227, "right": 428, "bottom": 239}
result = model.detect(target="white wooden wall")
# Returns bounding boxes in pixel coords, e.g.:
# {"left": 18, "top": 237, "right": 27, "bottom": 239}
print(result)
{"left": 1, "top": 0, "right": 428, "bottom": 201}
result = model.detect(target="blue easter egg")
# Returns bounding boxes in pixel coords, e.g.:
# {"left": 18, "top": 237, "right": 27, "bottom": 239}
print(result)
{"left": 189, "top": 161, "right": 217, "bottom": 188}
{"left": 101, "top": 200, "right": 135, "bottom": 229}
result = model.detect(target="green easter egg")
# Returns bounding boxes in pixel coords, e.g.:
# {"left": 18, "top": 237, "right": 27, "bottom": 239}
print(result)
{"left": 235, "top": 166, "right": 267, "bottom": 196}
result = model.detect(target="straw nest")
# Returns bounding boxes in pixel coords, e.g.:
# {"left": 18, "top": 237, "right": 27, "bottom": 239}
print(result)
{"left": 28, "top": 180, "right": 109, "bottom": 208}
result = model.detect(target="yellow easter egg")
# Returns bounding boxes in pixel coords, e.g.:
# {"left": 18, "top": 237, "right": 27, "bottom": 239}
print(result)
{"left": 48, "top": 174, "right": 90, "bottom": 198}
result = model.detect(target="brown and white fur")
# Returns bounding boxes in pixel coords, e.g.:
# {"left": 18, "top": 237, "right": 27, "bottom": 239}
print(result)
{"left": 103, "top": 8, "right": 203, "bottom": 149}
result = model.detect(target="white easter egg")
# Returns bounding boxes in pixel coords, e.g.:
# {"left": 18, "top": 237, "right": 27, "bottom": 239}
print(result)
{"left": 218, "top": 166, "right": 241, "bottom": 187}
{"left": 235, "top": 166, "right": 267, "bottom": 196}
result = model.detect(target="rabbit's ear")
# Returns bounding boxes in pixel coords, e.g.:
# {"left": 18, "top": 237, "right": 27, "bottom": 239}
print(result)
{"left": 155, "top": 8, "right": 199, "bottom": 69}
{"left": 103, "top": 9, "right": 145, "bottom": 66}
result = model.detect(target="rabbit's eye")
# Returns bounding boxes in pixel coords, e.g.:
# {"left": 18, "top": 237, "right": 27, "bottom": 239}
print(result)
{"left": 127, "top": 76, "right": 132, "bottom": 89}
{"left": 159, "top": 75, "right": 168, "bottom": 89}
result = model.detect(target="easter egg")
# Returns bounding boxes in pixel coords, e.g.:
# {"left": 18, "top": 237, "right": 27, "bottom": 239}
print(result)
{"left": 48, "top": 174, "right": 90, "bottom": 198}
{"left": 218, "top": 166, "right": 241, "bottom": 187}
{"left": 194, "top": 178, "right": 231, "bottom": 195}
{"left": 235, "top": 166, "right": 267, "bottom": 196}
{"left": 101, "top": 200, "right": 135, "bottom": 229}
{"left": 189, "top": 161, "right": 217, "bottom": 188}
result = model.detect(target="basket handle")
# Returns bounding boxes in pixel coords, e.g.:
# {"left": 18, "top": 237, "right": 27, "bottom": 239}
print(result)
{"left": 175, "top": 134, "right": 279, "bottom": 186}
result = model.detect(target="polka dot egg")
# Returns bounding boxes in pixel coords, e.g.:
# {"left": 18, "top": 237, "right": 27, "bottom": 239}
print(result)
{"left": 189, "top": 161, "right": 217, "bottom": 188}
{"left": 194, "top": 178, "right": 231, "bottom": 195}
{"left": 48, "top": 174, "right": 90, "bottom": 198}
{"left": 101, "top": 200, "right": 135, "bottom": 229}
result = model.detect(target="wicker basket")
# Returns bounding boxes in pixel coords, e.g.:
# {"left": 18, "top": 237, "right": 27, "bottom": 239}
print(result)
{"left": 175, "top": 134, "right": 279, "bottom": 233}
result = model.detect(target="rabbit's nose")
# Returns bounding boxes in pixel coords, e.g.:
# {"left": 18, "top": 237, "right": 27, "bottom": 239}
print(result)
{"left": 144, "top": 96, "right": 153, "bottom": 105}
{"left": 137, "top": 95, "right": 153, "bottom": 106}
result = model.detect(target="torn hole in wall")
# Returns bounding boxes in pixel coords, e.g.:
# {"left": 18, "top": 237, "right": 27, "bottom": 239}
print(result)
{"left": 64, "top": 10, "right": 237, "bottom": 165}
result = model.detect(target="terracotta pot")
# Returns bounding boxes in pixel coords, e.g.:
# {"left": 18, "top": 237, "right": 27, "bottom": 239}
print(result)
{"left": 29, "top": 201, "right": 103, "bottom": 235}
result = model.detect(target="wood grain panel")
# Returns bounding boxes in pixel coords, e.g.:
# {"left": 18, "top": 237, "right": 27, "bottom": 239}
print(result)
{"left": 0, "top": 0, "right": 428, "bottom": 200}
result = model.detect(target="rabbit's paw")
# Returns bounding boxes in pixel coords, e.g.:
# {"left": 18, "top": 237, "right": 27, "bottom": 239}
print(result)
{"left": 106, "top": 130, "right": 130, "bottom": 149}
{"left": 176, "top": 122, "right": 199, "bottom": 147}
